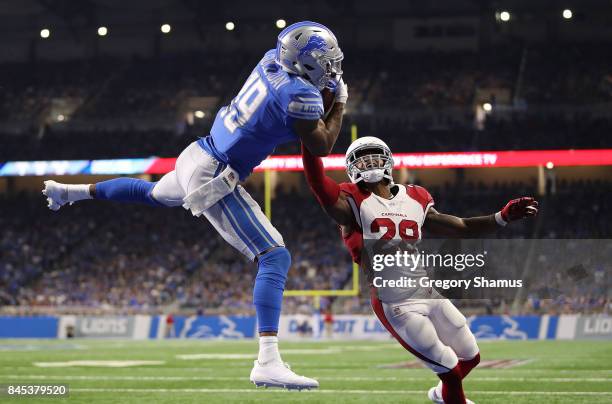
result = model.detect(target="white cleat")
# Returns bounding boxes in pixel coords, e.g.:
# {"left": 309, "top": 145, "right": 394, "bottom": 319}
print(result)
{"left": 42, "top": 180, "right": 70, "bottom": 211}
{"left": 428, "top": 384, "right": 444, "bottom": 404}
{"left": 250, "top": 360, "right": 319, "bottom": 391}
{"left": 428, "top": 382, "right": 474, "bottom": 404}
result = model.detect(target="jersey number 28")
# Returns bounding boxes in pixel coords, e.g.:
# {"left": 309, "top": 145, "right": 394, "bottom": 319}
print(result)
{"left": 371, "top": 218, "right": 419, "bottom": 240}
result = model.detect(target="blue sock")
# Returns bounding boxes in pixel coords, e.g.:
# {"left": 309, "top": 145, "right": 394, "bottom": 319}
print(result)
{"left": 253, "top": 247, "right": 291, "bottom": 333}
{"left": 95, "top": 178, "right": 161, "bottom": 207}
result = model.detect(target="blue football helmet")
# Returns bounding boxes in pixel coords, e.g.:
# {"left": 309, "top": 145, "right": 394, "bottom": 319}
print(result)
{"left": 275, "top": 21, "right": 343, "bottom": 90}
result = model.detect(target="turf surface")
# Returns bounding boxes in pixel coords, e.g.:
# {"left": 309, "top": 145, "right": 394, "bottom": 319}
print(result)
{"left": 0, "top": 339, "right": 610, "bottom": 403}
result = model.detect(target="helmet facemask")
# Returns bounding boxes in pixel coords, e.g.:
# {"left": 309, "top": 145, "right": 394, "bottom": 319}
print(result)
{"left": 302, "top": 49, "right": 343, "bottom": 90}
{"left": 346, "top": 146, "right": 394, "bottom": 184}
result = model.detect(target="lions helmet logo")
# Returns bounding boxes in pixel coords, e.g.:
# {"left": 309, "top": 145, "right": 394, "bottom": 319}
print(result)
{"left": 298, "top": 34, "right": 328, "bottom": 57}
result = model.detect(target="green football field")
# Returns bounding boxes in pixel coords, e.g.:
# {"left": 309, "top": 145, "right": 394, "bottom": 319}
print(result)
{"left": 0, "top": 339, "right": 611, "bottom": 403}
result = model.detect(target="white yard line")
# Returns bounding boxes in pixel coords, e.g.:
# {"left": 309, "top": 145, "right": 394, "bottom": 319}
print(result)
{"left": 32, "top": 360, "right": 165, "bottom": 368}
{"left": 3, "top": 366, "right": 611, "bottom": 374}
{"left": 5, "top": 374, "right": 612, "bottom": 383}
{"left": 67, "top": 388, "right": 612, "bottom": 396}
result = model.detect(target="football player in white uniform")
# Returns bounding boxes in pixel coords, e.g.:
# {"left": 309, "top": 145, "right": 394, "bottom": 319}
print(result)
{"left": 301, "top": 137, "right": 538, "bottom": 404}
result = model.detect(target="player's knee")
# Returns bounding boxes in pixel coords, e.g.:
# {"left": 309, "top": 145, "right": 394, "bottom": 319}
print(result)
{"left": 460, "top": 350, "right": 480, "bottom": 369}
{"left": 416, "top": 330, "right": 438, "bottom": 352}
{"left": 440, "top": 300, "right": 467, "bottom": 330}
{"left": 258, "top": 246, "right": 291, "bottom": 268}
{"left": 467, "top": 335, "right": 480, "bottom": 360}
{"left": 438, "top": 364, "right": 462, "bottom": 383}
{"left": 455, "top": 325, "right": 479, "bottom": 360}
{"left": 150, "top": 177, "right": 184, "bottom": 207}
{"left": 401, "top": 313, "right": 438, "bottom": 351}
{"left": 468, "top": 352, "right": 480, "bottom": 367}
{"left": 150, "top": 187, "right": 176, "bottom": 207}
{"left": 256, "top": 247, "right": 291, "bottom": 285}
{"left": 436, "top": 344, "right": 459, "bottom": 372}
{"left": 253, "top": 247, "right": 290, "bottom": 309}
{"left": 415, "top": 334, "right": 458, "bottom": 372}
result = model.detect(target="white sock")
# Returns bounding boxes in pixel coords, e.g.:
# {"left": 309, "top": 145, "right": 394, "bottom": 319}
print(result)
{"left": 435, "top": 380, "right": 443, "bottom": 397}
{"left": 65, "top": 184, "right": 92, "bottom": 202}
{"left": 258, "top": 336, "right": 281, "bottom": 365}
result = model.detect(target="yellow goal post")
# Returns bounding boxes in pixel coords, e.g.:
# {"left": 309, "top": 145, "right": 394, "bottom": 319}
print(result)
{"left": 263, "top": 124, "right": 361, "bottom": 305}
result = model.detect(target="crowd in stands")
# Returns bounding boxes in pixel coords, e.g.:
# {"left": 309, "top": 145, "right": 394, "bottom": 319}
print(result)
{"left": 1, "top": 179, "right": 610, "bottom": 315}
{"left": 1, "top": 43, "right": 610, "bottom": 316}
{"left": 0, "top": 184, "right": 349, "bottom": 313}
{"left": 1, "top": 111, "right": 611, "bottom": 162}
{"left": 0, "top": 59, "right": 111, "bottom": 123}
{"left": 0, "top": 52, "right": 243, "bottom": 124}
{"left": 1, "top": 44, "right": 611, "bottom": 162}
{"left": 368, "top": 48, "right": 519, "bottom": 109}
{"left": 521, "top": 44, "right": 612, "bottom": 104}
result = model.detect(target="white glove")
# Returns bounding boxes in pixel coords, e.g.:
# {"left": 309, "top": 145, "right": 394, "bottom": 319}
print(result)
{"left": 334, "top": 77, "right": 348, "bottom": 104}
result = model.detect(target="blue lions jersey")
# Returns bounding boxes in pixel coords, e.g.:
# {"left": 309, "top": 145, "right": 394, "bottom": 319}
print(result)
{"left": 198, "top": 49, "right": 324, "bottom": 180}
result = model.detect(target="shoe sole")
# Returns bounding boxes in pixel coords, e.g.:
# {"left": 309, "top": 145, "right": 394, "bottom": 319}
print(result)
{"left": 252, "top": 381, "right": 318, "bottom": 391}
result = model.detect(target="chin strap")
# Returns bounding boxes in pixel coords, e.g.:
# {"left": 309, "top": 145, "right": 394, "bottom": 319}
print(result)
{"left": 302, "top": 144, "right": 341, "bottom": 206}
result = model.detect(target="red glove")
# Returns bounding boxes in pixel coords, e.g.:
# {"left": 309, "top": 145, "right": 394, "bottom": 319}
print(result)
{"left": 496, "top": 197, "right": 539, "bottom": 226}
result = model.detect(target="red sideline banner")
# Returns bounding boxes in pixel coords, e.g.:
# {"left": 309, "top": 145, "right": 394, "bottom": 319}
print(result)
{"left": 250, "top": 149, "right": 612, "bottom": 172}
{"left": 2, "top": 149, "right": 612, "bottom": 176}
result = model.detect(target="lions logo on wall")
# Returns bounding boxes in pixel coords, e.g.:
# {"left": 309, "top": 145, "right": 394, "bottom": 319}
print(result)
{"left": 177, "top": 315, "right": 256, "bottom": 339}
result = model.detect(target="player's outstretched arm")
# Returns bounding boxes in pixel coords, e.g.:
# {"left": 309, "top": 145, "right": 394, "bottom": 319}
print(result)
{"left": 301, "top": 144, "right": 353, "bottom": 226}
{"left": 423, "top": 197, "right": 539, "bottom": 237}
{"left": 294, "top": 79, "right": 348, "bottom": 156}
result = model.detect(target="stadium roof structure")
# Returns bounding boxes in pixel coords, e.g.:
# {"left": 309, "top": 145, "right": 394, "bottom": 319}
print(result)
{"left": 2, "top": 0, "right": 610, "bottom": 37}
{"left": 2, "top": 0, "right": 610, "bottom": 64}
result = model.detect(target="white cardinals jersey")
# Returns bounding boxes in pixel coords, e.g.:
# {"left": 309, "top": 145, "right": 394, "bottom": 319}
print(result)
{"left": 339, "top": 182, "right": 435, "bottom": 303}
{"left": 335, "top": 182, "right": 479, "bottom": 375}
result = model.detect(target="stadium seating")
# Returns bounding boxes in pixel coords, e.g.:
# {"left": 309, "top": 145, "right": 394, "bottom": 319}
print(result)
{"left": 2, "top": 180, "right": 610, "bottom": 315}
{"left": 1, "top": 45, "right": 610, "bottom": 161}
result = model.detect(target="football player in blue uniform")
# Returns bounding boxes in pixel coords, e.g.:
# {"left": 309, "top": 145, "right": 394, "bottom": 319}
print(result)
{"left": 42, "top": 21, "right": 347, "bottom": 390}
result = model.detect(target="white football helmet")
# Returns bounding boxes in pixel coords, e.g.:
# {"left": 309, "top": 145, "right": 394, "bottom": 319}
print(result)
{"left": 275, "top": 21, "right": 343, "bottom": 90}
{"left": 345, "top": 136, "right": 394, "bottom": 184}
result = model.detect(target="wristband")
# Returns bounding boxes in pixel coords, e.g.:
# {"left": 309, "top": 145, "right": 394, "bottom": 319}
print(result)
{"left": 494, "top": 211, "right": 508, "bottom": 227}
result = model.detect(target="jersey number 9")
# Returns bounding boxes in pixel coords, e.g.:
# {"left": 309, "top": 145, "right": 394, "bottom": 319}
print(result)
{"left": 223, "top": 74, "right": 268, "bottom": 133}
